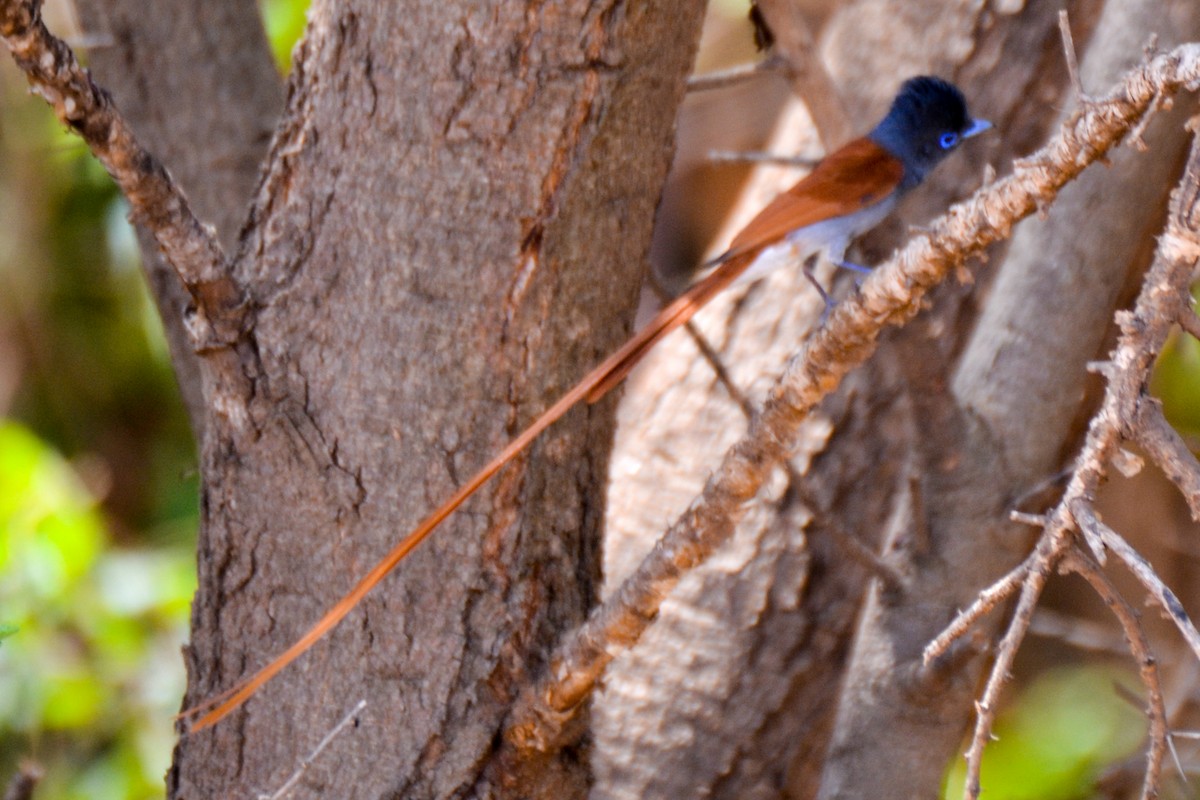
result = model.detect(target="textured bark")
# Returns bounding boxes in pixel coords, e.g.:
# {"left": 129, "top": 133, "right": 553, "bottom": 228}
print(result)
{"left": 169, "top": 1, "right": 705, "bottom": 798}
{"left": 72, "top": 0, "right": 283, "bottom": 440}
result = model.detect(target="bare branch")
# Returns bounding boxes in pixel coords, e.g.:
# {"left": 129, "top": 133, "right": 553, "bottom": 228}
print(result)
{"left": 1132, "top": 398, "right": 1200, "bottom": 521}
{"left": 1073, "top": 500, "right": 1200, "bottom": 665}
{"left": 0, "top": 0, "right": 242, "bottom": 345}
{"left": 1062, "top": 548, "right": 1168, "bottom": 800}
{"left": 752, "top": 0, "right": 853, "bottom": 147}
{"left": 1178, "top": 304, "right": 1200, "bottom": 340}
{"left": 924, "top": 551, "right": 1035, "bottom": 665}
{"left": 687, "top": 58, "right": 780, "bottom": 93}
{"left": 1027, "top": 608, "right": 1129, "bottom": 655}
{"left": 257, "top": 700, "right": 366, "bottom": 800}
{"left": 705, "top": 149, "right": 820, "bottom": 167}
{"left": 2, "top": 760, "right": 43, "bottom": 800}
{"left": 963, "top": 545, "right": 1061, "bottom": 800}
{"left": 2, "top": 762, "right": 42, "bottom": 800}
{"left": 680, "top": 314, "right": 906, "bottom": 591}
{"left": 504, "top": 44, "right": 1200, "bottom": 760}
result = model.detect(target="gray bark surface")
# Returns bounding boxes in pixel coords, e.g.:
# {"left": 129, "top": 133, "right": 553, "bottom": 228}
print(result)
{"left": 168, "top": 1, "right": 705, "bottom": 797}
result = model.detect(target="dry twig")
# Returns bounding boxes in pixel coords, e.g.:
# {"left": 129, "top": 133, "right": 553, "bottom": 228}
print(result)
{"left": 687, "top": 58, "right": 780, "bottom": 93}
{"left": 1061, "top": 548, "right": 1168, "bottom": 800}
{"left": 2, "top": 761, "right": 43, "bottom": 800}
{"left": 1132, "top": 399, "right": 1200, "bottom": 520}
{"left": 257, "top": 700, "right": 366, "bottom": 800}
{"left": 705, "top": 149, "right": 820, "bottom": 167}
{"left": 1059, "top": 10, "right": 1091, "bottom": 103}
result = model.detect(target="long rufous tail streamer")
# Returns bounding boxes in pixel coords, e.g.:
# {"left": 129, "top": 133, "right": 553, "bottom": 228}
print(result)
{"left": 182, "top": 251, "right": 754, "bottom": 732}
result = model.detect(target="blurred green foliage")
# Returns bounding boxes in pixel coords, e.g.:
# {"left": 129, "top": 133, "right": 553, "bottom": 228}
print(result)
{"left": 1152, "top": 288, "right": 1200, "bottom": 439}
{"left": 262, "top": 0, "right": 310, "bottom": 73}
{"left": 0, "top": 420, "right": 195, "bottom": 799}
{"left": 0, "top": 1, "right": 311, "bottom": 797}
{"left": 942, "top": 665, "right": 1147, "bottom": 800}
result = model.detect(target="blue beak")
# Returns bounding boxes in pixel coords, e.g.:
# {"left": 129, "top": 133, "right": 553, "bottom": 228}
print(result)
{"left": 963, "top": 118, "right": 993, "bottom": 139}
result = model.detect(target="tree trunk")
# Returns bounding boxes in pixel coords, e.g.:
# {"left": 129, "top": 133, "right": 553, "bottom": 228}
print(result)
{"left": 161, "top": 1, "right": 705, "bottom": 797}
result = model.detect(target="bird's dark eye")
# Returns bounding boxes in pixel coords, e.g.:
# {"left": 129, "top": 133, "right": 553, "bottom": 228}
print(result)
{"left": 938, "top": 132, "right": 959, "bottom": 149}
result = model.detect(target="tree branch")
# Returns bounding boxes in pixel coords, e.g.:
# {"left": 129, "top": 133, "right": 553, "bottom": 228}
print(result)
{"left": 752, "top": 0, "right": 853, "bottom": 147}
{"left": 0, "top": 0, "right": 242, "bottom": 345}
{"left": 1132, "top": 397, "right": 1200, "bottom": 520}
{"left": 504, "top": 42, "right": 1200, "bottom": 760}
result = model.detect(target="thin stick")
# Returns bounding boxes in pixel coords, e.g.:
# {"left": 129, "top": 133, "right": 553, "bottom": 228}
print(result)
{"left": 0, "top": 0, "right": 240, "bottom": 341}
{"left": 705, "top": 150, "right": 819, "bottom": 167}
{"left": 1132, "top": 399, "right": 1200, "bottom": 521}
{"left": 258, "top": 700, "right": 366, "bottom": 800}
{"left": 687, "top": 59, "right": 778, "bottom": 93}
{"left": 924, "top": 552, "right": 1035, "bottom": 665}
{"left": 1062, "top": 549, "right": 1167, "bottom": 800}
{"left": 962, "top": 542, "right": 1061, "bottom": 800}
{"left": 2, "top": 760, "right": 43, "bottom": 800}
{"left": 1058, "top": 10, "right": 1089, "bottom": 102}
{"left": 1177, "top": 306, "right": 1200, "bottom": 340}
{"left": 1073, "top": 500, "right": 1200, "bottom": 665}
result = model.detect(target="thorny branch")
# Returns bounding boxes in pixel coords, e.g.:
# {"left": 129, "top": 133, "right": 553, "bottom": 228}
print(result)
{"left": 1061, "top": 548, "right": 1168, "bottom": 800}
{"left": 503, "top": 43, "right": 1200, "bottom": 762}
{"left": 932, "top": 118, "right": 1200, "bottom": 799}
{"left": 0, "top": 0, "right": 243, "bottom": 346}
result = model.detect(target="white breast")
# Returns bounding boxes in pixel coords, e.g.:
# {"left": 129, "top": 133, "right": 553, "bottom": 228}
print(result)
{"left": 734, "top": 197, "right": 897, "bottom": 287}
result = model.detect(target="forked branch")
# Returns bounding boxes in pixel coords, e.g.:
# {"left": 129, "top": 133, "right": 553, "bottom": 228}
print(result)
{"left": 935, "top": 121, "right": 1200, "bottom": 799}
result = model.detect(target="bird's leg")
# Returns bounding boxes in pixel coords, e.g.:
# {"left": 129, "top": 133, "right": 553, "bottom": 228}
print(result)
{"left": 802, "top": 253, "right": 836, "bottom": 324}
{"left": 834, "top": 260, "right": 871, "bottom": 275}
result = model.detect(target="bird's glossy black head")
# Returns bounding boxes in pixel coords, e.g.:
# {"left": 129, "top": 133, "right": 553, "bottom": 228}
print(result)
{"left": 869, "top": 76, "right": 989, "bottom": 189}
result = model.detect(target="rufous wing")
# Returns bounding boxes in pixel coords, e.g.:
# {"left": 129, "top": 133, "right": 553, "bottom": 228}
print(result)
{"left": 726, "top": 136, "right": 904, "bottom": 257}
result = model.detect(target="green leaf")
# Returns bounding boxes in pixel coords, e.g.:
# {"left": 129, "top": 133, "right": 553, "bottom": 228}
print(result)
{"left": 943, "top": 666, "right": 1146, "bottom": 800}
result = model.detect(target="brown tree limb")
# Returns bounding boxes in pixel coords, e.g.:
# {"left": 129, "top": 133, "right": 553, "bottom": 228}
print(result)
{"left": 0, "top": 0, "right": 242, "bottom": 345}
{"left": 1073, "top": 500, "right": 1200, "bottom": 664}
{"left": 923, "top": 550, "right": 1036, "bottom": 665}
{"left": 505, "top": 42, "right": 1200, "bottom": 760}
{"left": 687, "top": 58, "right": 782, "bottom": 93}
{"left": 961, "top": 544, "right": 1059, "bottom": 799}
{"left": 1177, "top": 303, "right": 1200, "bottom": 339}
{"left": 72, "top": 0, "right": 282, "bottom": 438}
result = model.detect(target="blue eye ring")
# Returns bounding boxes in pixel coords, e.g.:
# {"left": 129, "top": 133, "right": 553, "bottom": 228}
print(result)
{"left": 939, "top": 132, "right": 959, "bottom": 149}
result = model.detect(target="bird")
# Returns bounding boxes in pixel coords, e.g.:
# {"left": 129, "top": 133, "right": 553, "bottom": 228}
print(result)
{"left": 181, "top": 75, "right": 990, "bottom": 732}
